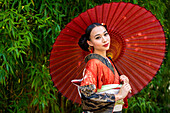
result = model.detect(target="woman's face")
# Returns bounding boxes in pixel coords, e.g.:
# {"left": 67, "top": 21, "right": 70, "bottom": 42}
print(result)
{"left": 87, "top": 26, "right": 110, "bottom": 52}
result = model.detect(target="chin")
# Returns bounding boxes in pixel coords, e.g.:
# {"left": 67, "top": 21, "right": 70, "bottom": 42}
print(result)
{"left": 106, "top": 46, "right": 110, "bottom": 50}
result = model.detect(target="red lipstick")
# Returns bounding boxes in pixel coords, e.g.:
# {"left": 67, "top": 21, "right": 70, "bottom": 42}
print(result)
{"left": 103, "top": 43, "right": 109, "bottom": 47}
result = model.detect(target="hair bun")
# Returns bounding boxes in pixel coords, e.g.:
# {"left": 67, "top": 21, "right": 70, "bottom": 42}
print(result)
{"left": 78, "top": 34, "right": 89, "bottom": 51}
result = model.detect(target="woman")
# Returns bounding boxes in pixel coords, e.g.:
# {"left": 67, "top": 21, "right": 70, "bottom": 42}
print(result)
{"left": 78, "top": 23, "right": 131, "bottom": 113}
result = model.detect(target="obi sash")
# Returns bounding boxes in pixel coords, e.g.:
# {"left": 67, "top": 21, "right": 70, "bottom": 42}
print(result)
{"left": 97, "top": 84, "right": 124, "bottom": 112}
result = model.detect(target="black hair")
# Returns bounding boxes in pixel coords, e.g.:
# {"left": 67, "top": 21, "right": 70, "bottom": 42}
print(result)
{"left": 78, "top": 23, "right": 107, "bottom": 51}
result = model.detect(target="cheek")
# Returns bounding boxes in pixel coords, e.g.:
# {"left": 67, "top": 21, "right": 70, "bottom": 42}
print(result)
{"left": 107, "top": 36, "right": 110, "bottom": 41}
{"left": 92, "top": 40, "right": 102, "bottom": 47}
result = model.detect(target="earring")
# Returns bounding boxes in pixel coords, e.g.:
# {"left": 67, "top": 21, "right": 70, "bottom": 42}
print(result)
{"left": 88, "top": 46, "right": 93, "bottom": 53}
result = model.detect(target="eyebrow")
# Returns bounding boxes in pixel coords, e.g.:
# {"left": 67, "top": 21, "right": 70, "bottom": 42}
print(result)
{"left": 94, "top": 31, "right": 107, "bottom": 37}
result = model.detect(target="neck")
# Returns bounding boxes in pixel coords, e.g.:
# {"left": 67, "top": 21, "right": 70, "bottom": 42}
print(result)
{"left": 93, "top": 50, "right": 107, "bottom": 58}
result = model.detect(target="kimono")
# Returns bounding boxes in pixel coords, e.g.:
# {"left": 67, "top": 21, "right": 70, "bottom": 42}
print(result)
{"left": 79, "top": 54, "right": 128, "bottom": 113}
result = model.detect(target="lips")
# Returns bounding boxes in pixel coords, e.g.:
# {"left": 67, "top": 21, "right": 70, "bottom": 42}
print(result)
{"left": 103, "top": 43, "right": 109, "bottom": 47}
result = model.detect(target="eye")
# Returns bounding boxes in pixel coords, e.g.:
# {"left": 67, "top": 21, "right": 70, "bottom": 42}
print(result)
{"left": 104, "top": 33, "right": 109, "bottom": 36}
{"left": 95, "top": 36, "right": 101, "bottom": 39}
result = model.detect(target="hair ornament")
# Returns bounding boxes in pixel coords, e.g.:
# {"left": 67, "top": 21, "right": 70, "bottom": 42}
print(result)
{"left": 101, "top": 23, "right": 105, "bottom": 25}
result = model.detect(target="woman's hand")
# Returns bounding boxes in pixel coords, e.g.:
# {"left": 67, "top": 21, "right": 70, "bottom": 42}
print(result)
{"left": 115, "top": 83, "right": 131, "bottom": 101}
{"left": 120, "top": 75, "right": 129, "bottom": 84}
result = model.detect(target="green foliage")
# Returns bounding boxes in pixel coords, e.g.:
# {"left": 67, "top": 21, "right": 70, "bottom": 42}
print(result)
{"left": 0, "top": 0, "right": 60, "bottom": 112}
{"left": 0, "top": 0, "right": 169, "bottom": 113}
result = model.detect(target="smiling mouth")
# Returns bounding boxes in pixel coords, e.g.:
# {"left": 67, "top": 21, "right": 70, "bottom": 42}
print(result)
{"left": 103, "top": 43, "right": 109, "bottom": 47}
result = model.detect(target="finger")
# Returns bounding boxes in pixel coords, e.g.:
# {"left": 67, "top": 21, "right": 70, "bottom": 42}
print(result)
{"left": 129, "top": 87, "right": 132, "bottom": 93}
{"left": 129, "top": 90, "right": 132, "bottom": 93}
{"left": 120, "top": 77, "right": 128, "bottom": 82}
{"left": 127, "top": 85, "right": 132, "bottom": 93}
{"left": 127, "top": 84, "right": 132, "bottom": 89}
{"left": 120, "top": 75, "right": 126, "bottom": 79}
{"left": 121, "top": 75, "right": 126, "bottom": 77}
{"left": 124, "top": 83, "right": 130, "bottom": 86}
{"left": 124, "top": 83, "right": 131, "bottom": 89}
{"left": 123, "top": 83, "right": 129, "bottom": 86}
{"left": 120, "top": 77, "right": 128, "bottom": 81}
{"left": 120, "top": 78, "right": 125, "bottom": 82}
{"left": 120, "top": 76, "right": 123, "bottom": 80}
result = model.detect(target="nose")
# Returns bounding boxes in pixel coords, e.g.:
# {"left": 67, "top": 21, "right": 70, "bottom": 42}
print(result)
{"left": 102, "top": 36, "right": 107, "bottom": 42}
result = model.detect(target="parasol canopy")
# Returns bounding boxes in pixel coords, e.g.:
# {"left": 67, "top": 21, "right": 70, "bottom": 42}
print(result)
{"left": 49, "top": 2, "right": 166, "bottom": 104}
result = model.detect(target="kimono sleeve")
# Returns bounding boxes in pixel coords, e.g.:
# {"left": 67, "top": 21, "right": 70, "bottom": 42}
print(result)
{"left": 81, "top": 59, "right": 98, "bottom": 88}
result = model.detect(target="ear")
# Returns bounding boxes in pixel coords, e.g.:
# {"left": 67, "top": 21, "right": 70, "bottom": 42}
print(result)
{"left": 87, "top": 40, "right": 93, "bottom": 46}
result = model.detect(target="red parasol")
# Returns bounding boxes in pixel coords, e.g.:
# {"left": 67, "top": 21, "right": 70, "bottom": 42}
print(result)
{"left": 49, "top": 2, "right": 166, "bottom": 104}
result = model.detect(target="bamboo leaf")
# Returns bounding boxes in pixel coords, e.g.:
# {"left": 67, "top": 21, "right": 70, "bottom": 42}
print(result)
{"left": 31, "top": 98, "right": 39, "bottom": 106}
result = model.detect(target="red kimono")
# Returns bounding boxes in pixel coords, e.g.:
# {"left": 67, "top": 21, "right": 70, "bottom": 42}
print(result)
{"left": 79, "top": 54, "right": 127, "bottom": 112}
{"left": 81, "top": 54, "right": 120, "bottom": 90}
